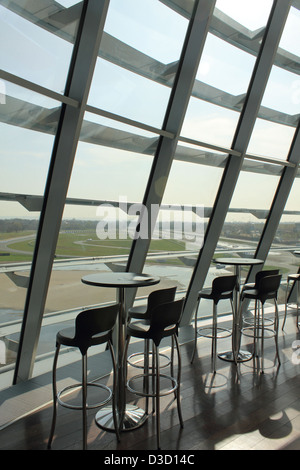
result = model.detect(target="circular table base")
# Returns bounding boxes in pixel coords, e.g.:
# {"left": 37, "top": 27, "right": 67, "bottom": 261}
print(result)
{"left": 95, "top": 405, "right": 148, "bottom": 432}
{"left": 218, "top": 350, "right": 253, "bottom": 363}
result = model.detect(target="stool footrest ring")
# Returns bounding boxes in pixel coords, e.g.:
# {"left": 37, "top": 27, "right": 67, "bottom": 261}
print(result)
{"left": 127, "top": 373, "right": 178, "bottom": 398}
{"left": 197, "top": 326, "right": 232, "bottom": 339}
{"left": 241, "top": 326, "right": 277, "bottom": 340}
{"left": 127, "top": 351, "right": 171, "bottom": 369}
{"left": 57, "top": 382, "right": 112, "bottom": 410}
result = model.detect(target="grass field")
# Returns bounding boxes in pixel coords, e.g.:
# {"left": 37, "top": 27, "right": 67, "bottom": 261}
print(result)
{"left": 0, "top": 230, "right": 187, "bottom": 262}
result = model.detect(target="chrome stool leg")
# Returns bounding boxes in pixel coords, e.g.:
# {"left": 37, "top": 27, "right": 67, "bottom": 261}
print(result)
{"left": 191, "top": 297, "right": 201, "bottom": 364}
{"left": 212, "top": 302, "right": 217, "bottom": 374}
{"left": 154, "top": 344, "right": 161, "bottom": 450}
{"left": 47, "top": 343, "right": 60, "bottom": 450}
{"left": 283, "top": 276, "right": 300, "bottom": 331}
{"left": 82, "top": 354, "right": 88, "bottom": 450}
{"left": 274, "top": 299, "right": 281, "bottom": 366}
{"left": 296, "top": 281, "right": 300, "bottom": 330}
{"left": 261, "top": 303, "right": 265, "bottom": 373}
{"left": 282, "top": 277, "right": 290, "bottom": 330}
{"left": 174, "top": 334, "right": 184, "bottom": 429}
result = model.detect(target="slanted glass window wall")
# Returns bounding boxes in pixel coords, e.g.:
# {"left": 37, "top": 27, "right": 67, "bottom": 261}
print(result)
{"left": 246, "top": 2, "right": 300, "bottom": 304}
{"left": 44, "top": 117, "right": 158, "bottom": 314}
{"left": 181, "top": 29, "right": 255, "bottom": 149}
{"left": 0, "top": 82, "right": 61, "bottom": 371}
{"left": 144, "top": 146, "right": 225, "bottom": 293}
{"left": 247, "top": 5, "right": 300, "bottom": 160}
{"left": 44, "top": 0, "right": 192, "bottom": 317}
{"left": 265, "top": 176, "right": 300, "bottom": 304}
{"left": 0, "top": 0, "right": 82, "bottom": 375}
{"left": 214, "top": 166, "right": 281, "bottom": 281}
{"left": 0, "top": 3, "right": 78, "bottom": 93}
{"left": 88, "top": 0, "right": 188, "bottom": 128}
{"left": 1, "top": 0, "right": 299, "bottom": 383}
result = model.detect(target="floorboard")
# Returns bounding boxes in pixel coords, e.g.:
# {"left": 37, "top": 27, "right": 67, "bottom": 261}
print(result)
{"left": 1, "top": 309, "right": 300, "bottom": 452}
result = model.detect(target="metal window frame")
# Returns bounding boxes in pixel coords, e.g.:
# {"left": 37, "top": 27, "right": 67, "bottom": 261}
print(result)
{"left": 13, "top": 0, "right": 110, "bottom": 383}
{"left": 124, "top": 0, "right": 217, "bottom": 305}
{"left": 182, "top": 0, "right": 293, "bottom": 324}
{"left": 5, "top": 0, "right": 298, "bottom": 383}
{"left": 247, "top": 120, "right": 300, "bottom": 285}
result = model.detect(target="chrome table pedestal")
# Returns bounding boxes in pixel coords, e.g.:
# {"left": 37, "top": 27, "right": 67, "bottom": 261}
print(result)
{"left": 82, "top": 272, "right": 160, "bottom": 432}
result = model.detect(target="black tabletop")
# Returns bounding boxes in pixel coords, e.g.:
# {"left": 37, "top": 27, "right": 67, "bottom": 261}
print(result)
{"left": 82, "top": 272, "right": 160, "bottom": 288}
{"left": 214, "top": 257, "right": 263, "bottom": 266}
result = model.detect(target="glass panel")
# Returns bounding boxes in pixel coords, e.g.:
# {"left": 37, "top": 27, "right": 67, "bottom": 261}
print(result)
{"left": 0, "top": 1, "right": 83, "bottom": 93}
{"left": 88, "top": 0, "right": 191, "bottom": 127}
{"left": 0, "top": 81, "right": 59, "bottom": 194}
{"left": 0, "top": 204, "right": 37, "bottom": 372}
{"left": 69, "top": 113, "right": 157, "bottom": 203}
{"left": 247, "top": 5, "right": 300, "bottom": 160}
{"left": 195, "top": 33, "right": 256, "bottom": 97}
{"left": 0, "top": 83, "right": 60, "bottom": 372}
{"left": 181, "top": 97, "right": 240, "bottom": 149}
{"left": 182, "top": 0, "right": 274, "bottom": 149}
{"left": 279, "top": 5, "right": 300, "bottom": 57}
{"left": 215, "top": 0, "right": 273, "bottom": 30}
{"left": 265, "top": 177, "right": 300, "bottom": 305}
{"left": 246, "top": 118, "right": 296, "bottom": 160}
{"left": 44, "top": 114, "right": 158, "bottom": 314}
{"left": 212, "top": 168, "right": 280, "bottom": 286}
{"left": 182, "top": 31, "right": 256, "bottom": 147}
{"left": 261, "top": 66, "right": 300, "bottom": 117}
{"left": 143, "top": 149, "right": 225, "bottom": 294}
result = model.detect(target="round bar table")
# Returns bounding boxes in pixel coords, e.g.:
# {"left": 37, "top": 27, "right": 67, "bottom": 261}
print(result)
{"left": 213, "top": 257, "right": 264, "bottom": 363}
{"left": 81, "top": 272, "right": 160, "bottom": 433}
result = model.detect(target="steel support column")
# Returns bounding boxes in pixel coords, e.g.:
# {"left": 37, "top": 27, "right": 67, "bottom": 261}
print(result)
{"left": 249, "top": 122, "right": 300, "bottom": 282}
{"left": 182, "top": 0, "right": 292, "bottom": 324}
{"left": 13, "top": 0, "right": 110, "bottom": 383}
{"left": 125, "top": 0, "right": 216, "bottom": 301}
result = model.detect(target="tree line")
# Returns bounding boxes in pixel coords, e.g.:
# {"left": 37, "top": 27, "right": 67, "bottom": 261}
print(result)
{"left": 0, "top": 218, "right": 98, "bottom": 233}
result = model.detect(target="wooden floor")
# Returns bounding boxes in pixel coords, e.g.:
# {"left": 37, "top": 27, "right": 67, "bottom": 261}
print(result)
{"left": 1, "top": 309, "right": 300, "bottom": 452}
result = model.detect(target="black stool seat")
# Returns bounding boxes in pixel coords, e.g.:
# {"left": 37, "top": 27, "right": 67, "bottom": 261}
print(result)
{"left": 125, "top": 297, "right": 184, "bottom": 450}
{"left": 242, "top": 270, "right": 279, "bottom": 327}
{"left": 198, "top": 287, "right": 235, "bottom": 301}
{"left": 282, "top": 273, "right": 300, "bottom": 330}
{"left": 242, "top": 269, "right": 279, "bottom": 293}
{"left": 128, "top": 286, "right": 177, "bottom": 322}
{"left": 56, "top": 326, "right": 112, "bottom": 351}
{"left": 47, "top": 304, "right": 120, "bottom": 450}
{"left": 128, "top": 304, "right": 147, "bottom": 319}
{"left": 191, "top": 275, "right": 237, "bottom": 372}
{"left": 127, "top": 287, "right": 177, "bottom": 372}
{"left": 239, "top": 274, "right": 282, "bottom": 373}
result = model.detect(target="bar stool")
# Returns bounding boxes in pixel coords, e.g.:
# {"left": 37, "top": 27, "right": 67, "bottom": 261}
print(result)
{"left": 241, "top": 270, "right": 279, "bottom": 326}
{"left": 282, "top": 273, "right": 300, "bottom": 331}
{"left": 127, "top": 286, "right": 177, "bottom": 371}
{"left": 239, "top": 274, "right": 282, "bottom": 373}
{"left": 124, "top": 297, "right": 185, "bottom": 450}
{"left": 242, "top": 269, "right": 279, "bottom": 294}
{"left": 47, "top": 304, "right": 120, "bottom": 450}
{"left": 190, "top": 275, "right": 237, "bottom": 373}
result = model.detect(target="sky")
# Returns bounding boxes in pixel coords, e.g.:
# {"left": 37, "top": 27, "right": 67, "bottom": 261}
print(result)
{"left": 0, "top": 0, "right": 299, "bottom": 222}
